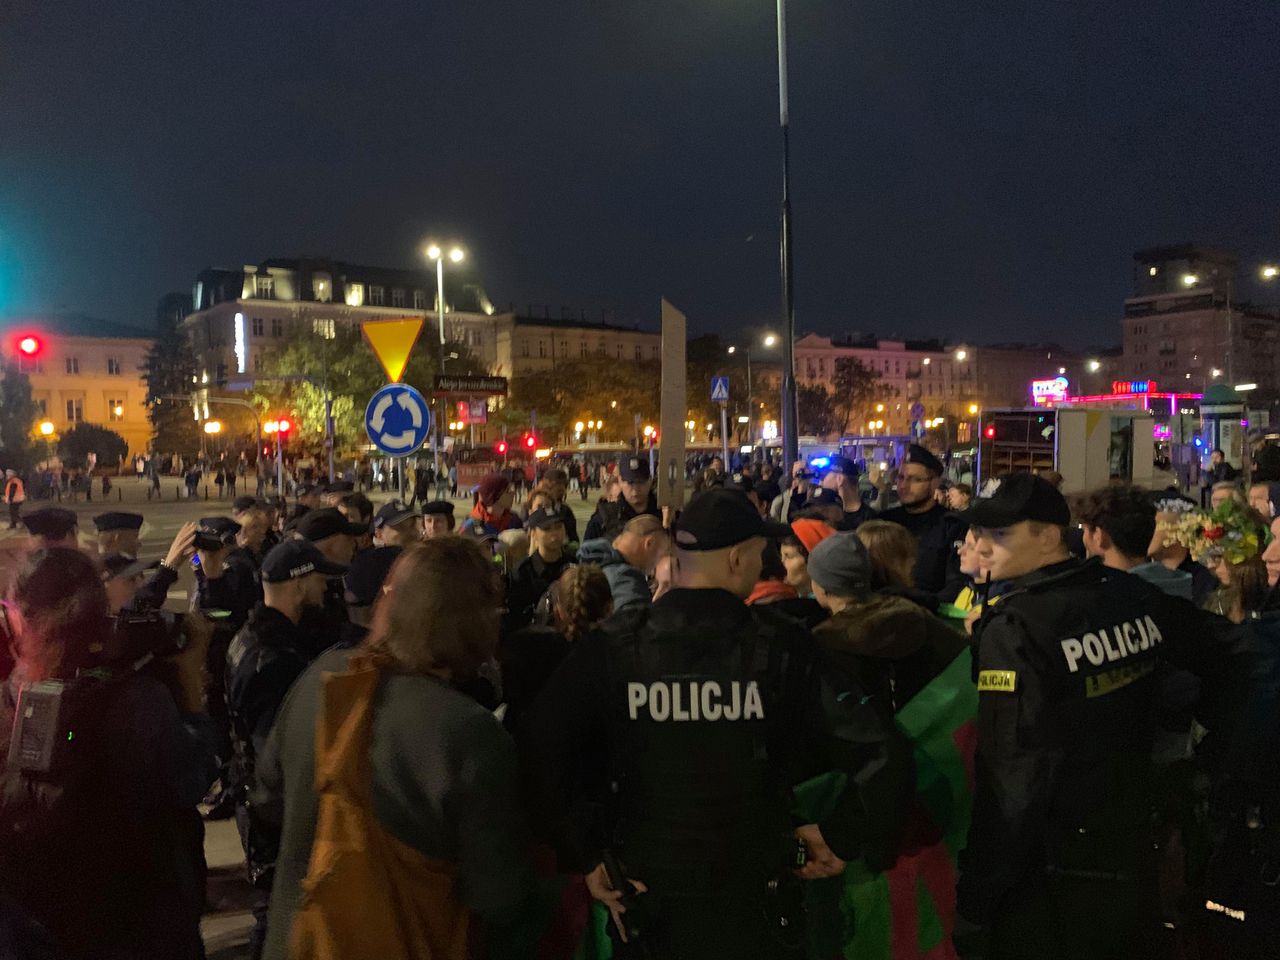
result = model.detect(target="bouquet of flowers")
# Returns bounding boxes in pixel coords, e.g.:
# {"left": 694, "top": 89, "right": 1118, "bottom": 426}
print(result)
{"left": 1166, "top": 500, "right": 1265, "bottom": 566}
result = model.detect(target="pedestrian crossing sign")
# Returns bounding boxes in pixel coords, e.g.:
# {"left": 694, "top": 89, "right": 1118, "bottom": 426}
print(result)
{"left": 711, "top": 376, "right": 730, "bottom": 403}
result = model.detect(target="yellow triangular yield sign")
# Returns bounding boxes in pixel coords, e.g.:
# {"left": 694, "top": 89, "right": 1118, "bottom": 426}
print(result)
{"left": 362, "top": 317, "right": 425, "bottom": 383}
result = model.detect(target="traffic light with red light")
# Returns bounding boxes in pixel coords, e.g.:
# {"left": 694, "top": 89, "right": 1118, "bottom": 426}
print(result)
{"left": 16, "top": 335, "right": 41, "bottom": 357}
{"left": 495, "top": 440, "right": 509, "bottom": 456}
{"left": 983, "top": 424, "right": 996, "bottom": 440}
{"left": 523, "top": 433, "right": 537, "bottom": 450}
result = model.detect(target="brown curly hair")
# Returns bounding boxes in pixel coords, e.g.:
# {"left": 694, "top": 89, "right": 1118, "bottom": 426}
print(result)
{"left": 549, "top": 564, "right": 613, "bottom": 642}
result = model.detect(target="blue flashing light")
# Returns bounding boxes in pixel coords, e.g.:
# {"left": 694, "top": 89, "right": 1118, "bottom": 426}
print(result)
{"left": 1193, "top": 437, "right": 1203, "bottom": 447}
{"left": 809, "top": 456, "right": 831, "bottom": 471}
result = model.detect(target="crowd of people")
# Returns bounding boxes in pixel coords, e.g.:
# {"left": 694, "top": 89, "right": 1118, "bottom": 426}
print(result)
{"left": 0, "top": 442, "right": 1278, "bottom": 960}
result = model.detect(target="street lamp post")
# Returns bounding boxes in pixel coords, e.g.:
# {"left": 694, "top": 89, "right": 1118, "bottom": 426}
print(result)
{"left": 425, "top": 243, "right": 465, "bottom": 478}
{"left": 775, "top": 0, "right": 799, "bottom": 472}
{"left": 729, "top": 334, "right": 778, "bottom": 459}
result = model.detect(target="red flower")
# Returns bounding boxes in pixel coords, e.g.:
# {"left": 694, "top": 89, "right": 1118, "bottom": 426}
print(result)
{"left": 1203, "top": 526, "right": 1225, "bottom": 541}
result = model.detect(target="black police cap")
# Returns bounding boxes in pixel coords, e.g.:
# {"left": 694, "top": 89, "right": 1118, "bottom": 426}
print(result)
{"left": 93, "top": 512, "right": 143, "bottom": 533}
{"left": 902, "top": 444, "right": 943, "bottom": 477}
{"left": 232, "top": 495, "right": 264, "bottom": 513}
{"left": 525, "top": 507, "right": 566, "bottom": 531}
{"left": 619, "top": 456, "right": 651, "bottom": 482}
{"left": 959, "top": 472, "right": 1070, "bottom": 529}
{"left": 260, "top": 539, "right": 348, "bottom": 583}
{"left": 420, "top": 500, "right": 455, "bottom": 517}
{"left": 343, "top": 546, "right": 403, "bottom": 606}
{"left": 23, "top": 508, "right": 78, "bottom": 540}
{"left": 294, "top": 507, "right": 368, "bottom": 542}
{"left": 374, "top": 500, "right": 420, "bottom": 530}
{"left": 198, "top": 516, "right": 242, "bottom": 546}
{"left": 673, "top": 487, "right": 790, "bottom": 552}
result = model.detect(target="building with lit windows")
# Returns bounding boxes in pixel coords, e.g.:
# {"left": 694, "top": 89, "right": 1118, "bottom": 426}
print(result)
{"left": 789, "top": 334, "right": 1106, "bottom": 437}
{"left": 1123, "top": 245, "right": 1280, "bottom": 394}
{"left": 0, "top": 314, "right": 155, "bottom": 457}
{"left": 184, "top": 257, "right": 503, "bottom": 384}
{"left": 495, "top": 312, "right": 661, "bottom": 376}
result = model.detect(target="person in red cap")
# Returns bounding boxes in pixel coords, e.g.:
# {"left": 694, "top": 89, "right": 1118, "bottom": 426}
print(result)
{"left": 460, "top": 473, "right": 520, "bottom": 537}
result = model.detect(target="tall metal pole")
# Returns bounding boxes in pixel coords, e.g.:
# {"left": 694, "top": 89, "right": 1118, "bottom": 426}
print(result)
{"left": 746, "top": 347, "right": 753, "bottom": 455}
{"left": 776, "top": 0, "right": 798, "bottom": 472}
{"left": 435, "top": 256, "right": 447, "bottom": 479}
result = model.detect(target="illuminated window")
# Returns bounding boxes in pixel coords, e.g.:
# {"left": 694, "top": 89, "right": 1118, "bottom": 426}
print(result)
{"left": 106, "top": 357, "right": 122, "bottom": 375}
{"left": 369, "top": 285, "right": 385, "bottom": 306}
{"left": 312, "top": 274, "right": 332, "bottom": 302}
{"left": 391, "top": 288, "right": 405, "bottom": 308}
{"left": 108, "top": 399, "right": 125, "bottom": 421}
{"left": 413, "top": 289, "right": 426, "bottom": 310}
{"left": 313, "top": 318, "right": 336, "bottom": 340}
{"left": 252, "top": 317, "right": 264, "bottom": 337}
{"left": 255, "top": 275, "right": 274, "bottom": 299}
{"left": 346, "top": 283, "right": 365, "bottom": 307}
{"left": 65, "top": 357, "right": 79, "bottom": 375}
{"left": 65, "top": 398, "right": 83, "bottom": 422}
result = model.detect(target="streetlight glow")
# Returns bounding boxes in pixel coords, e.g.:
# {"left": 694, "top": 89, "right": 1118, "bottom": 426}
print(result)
{"left": 727, "top": 346, "right": 737, "bottom": 355}
{"left": 1263, "top": 265, "right": 1279, "bottom": 280}
{"left": 968, "top": 403, "right": 980, "bottom": 415}
{"left": 1182, "top": 273, "right": 1199, "bottom": 287}
{"left": 575, "top": 421, "right": 585, "bottom": 433}
{"left": 1212, "top": 368, "right": 1222, "bottom": 378}
{"left": 955, "top": 349, "right": 968, "bottom": 361}
{"left": 921, "top": 357, "right": 931, "bottom": 366}
{"left": 203, "top": 420, "right": 223, "bottom": 434}
{"left": 1088, "top": 359, "right": 1101, "bottom": 373}
{"left": 449, "top": 247, "right": 465, "bottom": 264}
{"left": 425, "top": 244, "right": 442, "bottom": 261}
{"left": 38, "top": 420, "right": 53, "bottom": 436}
{"left": 763, "top": 334, "right": 778, "bottom": 348}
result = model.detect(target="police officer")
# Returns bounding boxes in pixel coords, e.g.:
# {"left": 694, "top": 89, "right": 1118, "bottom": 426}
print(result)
{"left": 504, "top": 507, "right": 573, "bottom": 634}
{"left": 373, "top": 499, "right": 422, "bottom": 547}
{"left": 226, "top": 539, "right": 349, "bottom": 959}
{"left": 293, "top": 507, "right": 365, "bottom": 655}
{"left": 196, "top": 515, "right": 260, "bottom": 631}
{"left": 878, "top": 444, "right": 967, "bottom": 601}
{"left": 524, "top": 487, "right": 911, "bottom": 959}
{"left": 339, "top": 545, "right": 402, "bottom": 647}
{"left": 583, "top": 455, "right": 661, "bottom": 542}
{"left": 93, "top": 511, "right": 145, "bottom": 557}
{"left": 955, "top": 473, "right": 1279, "bottom": 959}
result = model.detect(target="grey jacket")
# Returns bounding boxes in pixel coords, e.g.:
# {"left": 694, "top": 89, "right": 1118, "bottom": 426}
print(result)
{"left": 253, "top": 648, "right": 537, "bottom": 960}
{"left": 576, "top": 538, "right": 652, "bottom": 610}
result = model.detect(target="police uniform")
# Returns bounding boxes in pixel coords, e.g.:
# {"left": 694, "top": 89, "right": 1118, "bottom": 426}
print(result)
{"left": 93, "top": 511, "right": 145, "bottom": 557}
{"left": 22, "top": 507, "right": 78, "bottom": 547}
{"left": 293, "top": 508, "right": 364, "bottom": 657}
{"left": 583, "top": 456, "right": 660, "bottom": 542}
{"left": 225, "top": 540, "right": 348, "bottom": 953}
{"left": 956, "top": 474, "right": 1278, "bottom": 960}
{"left": 878, "top": 445, "right": 967, "bottom": 601}
{"left": 818, "top": 457, "right": 875, "bottom": 531}
{"left": 524, "top": 488, "right": 912, "bottom": 960}
{"left": 504, "top": 508, "right": 573, "bottom": 634}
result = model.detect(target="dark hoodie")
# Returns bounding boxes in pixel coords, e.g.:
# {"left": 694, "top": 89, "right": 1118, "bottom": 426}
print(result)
{"left": 813, "top": 594, "right": 967, "bottom": 718}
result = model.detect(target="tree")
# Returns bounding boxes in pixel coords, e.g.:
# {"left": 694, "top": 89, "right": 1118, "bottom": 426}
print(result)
{"left": 58, "top": 423, "right": 128, "bottom": 470}
{"left": 797, "top": 383, "right": 839, "bottom": 438}
{"left": 507, "top": 358, "right": 660, "bottom": 444}
{"left": 143, "top": 293, "right": 200, "bottom": 455}
{"left": 831, "top": 357, "right": 888, "bottom": 435}
{"left": 250, "top": 325, "right": 485, "bottom": 451}
{"left": 0, "top": 367, "right": 36, "bottom": 470}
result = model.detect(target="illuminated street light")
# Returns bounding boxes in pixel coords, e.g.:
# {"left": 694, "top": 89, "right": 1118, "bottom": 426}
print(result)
{"left": 38, "top": 420, "right": 54, "bottom": 436}
{"left": 1087, "top": 359, "right": 1101, "bottom": 373}
{"left": 968, "top": 403, "right": 980, "bottom": 415}
{"left": 1211, "top": 368, "right": 1222, "bottom": 378}
{"left": 1149, "top": 266, "right": 1159, "bottom": 277}
{"left": 922, "top": 357, "right": 931, "bottom": 366}
{"left": 763, "top": 334, "right": 778, "bottom": 348}
{"left": 1263, "top": 265, "right": 1279, "bottom": 280}
{"left": 425, "top": 243, "right": 441, "bottom": 261}
{"left": 875, "top": 403, "right": 885, "bottom": 412}
{"left": 203, "top": 420, "right": 222, "bottom": 434}
{"left": 727, "top": 346, "right": 737, "bottom": 355}
{"left": 449, "top": 247, "right": 465, "bottom": 264}
{"left": 955, "top": 349, "right": 968, "bottom": 361}
{"left": 1182, "top": 273, "right": 1199, "bottom": 287}
{"left": 575, "top": 421, "right": 585, "bottom": 433}
{"left": 1058, "top": 367, "right": 1066, "bottom": 375}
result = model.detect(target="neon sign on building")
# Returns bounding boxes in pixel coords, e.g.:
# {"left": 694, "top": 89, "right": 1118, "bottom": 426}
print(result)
{"left": 1030, "top": 376, "right": 1070, "bottom": 406}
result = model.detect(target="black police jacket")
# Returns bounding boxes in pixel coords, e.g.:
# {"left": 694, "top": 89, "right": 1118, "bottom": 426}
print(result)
{"left": 582, "top": 491, "right": 660, "bottom": 543}
{"left": 958, "top": 557, "right": 1280, "bottom": 928}
{"left": 521, "top": 587, "right": 912, "bottom": 898}
{"left": 226, "top": 604, "right": 309, "bottom": 777}
{"left": 877, "top": 502, "right": 968, "bottom": 602}
{"left": 199, "top": 547, "right": 263, "bottom": 633}
{"left": 504, "top": 552, "right": 573, "bottom": 635}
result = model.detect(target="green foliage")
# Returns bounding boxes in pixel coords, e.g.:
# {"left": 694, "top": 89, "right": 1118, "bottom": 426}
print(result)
{"left": 58, "top": 423, "right": 128, "bottom": 470}
{"left": 507, "top": 358, "right": 661, "bottom": 442}
{"left": 797, "top": 382, "right": 839, "bottom": 438}
{"left": 0, "top": 367, "right": 36, "bottom": 470}
{"left": 250, "top": 325, "right": 486, "bottom": 449}
{"left": 144, "top": 293, "right": 201, "bottom": 454}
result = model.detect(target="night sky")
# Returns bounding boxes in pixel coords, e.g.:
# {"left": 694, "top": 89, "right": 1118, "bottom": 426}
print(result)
{"left": 1, "top": 0, "right": 1277, "bottom": 347}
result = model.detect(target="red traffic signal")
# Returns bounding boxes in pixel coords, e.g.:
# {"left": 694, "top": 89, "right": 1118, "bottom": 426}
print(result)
{"left": 495, "top": 440, "right": 509, "bottom": 455}
{"left": 523, "top": 434, "right": 537, "bottom": 449}
{"left": 16, "top": 335, "right": 41, "bottom": 357}
{"left": 983, "top": 424, "right": 996, "bottom": 439}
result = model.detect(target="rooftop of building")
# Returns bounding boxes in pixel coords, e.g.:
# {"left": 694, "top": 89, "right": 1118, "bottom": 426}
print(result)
{"left": 1133, "top": 244, "right": 1237, "bottom": 265}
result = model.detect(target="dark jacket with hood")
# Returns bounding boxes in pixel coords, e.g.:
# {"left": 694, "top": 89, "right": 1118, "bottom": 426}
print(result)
{"left": 813, "top": 594, "right": 967, "bottom": 719}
